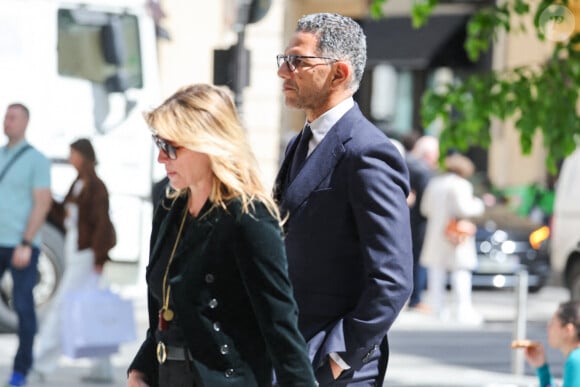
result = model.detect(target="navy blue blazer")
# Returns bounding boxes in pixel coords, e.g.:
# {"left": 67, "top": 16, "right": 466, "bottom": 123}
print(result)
{"left": 274, "top": 104, "right": 413, "bottom": 383}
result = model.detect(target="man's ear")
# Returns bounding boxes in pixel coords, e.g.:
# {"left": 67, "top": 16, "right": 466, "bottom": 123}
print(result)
{"left": 331, "top": 61, "right": 350, "bottom": 86}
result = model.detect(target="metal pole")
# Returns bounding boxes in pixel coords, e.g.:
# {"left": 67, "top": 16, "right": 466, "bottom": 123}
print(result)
{"left": 511, "top": 269, "right": 528, "bottom": 375}
{"left": 233, "top": 28, "right": 246, "bottom": 116}
{"left": 233, "top": 0, "right": 251, "bottom": 117}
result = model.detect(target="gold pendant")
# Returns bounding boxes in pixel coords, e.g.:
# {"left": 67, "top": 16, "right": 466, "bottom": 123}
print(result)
{"left": 156, "top": 341, "right": 167, "bottom": 364}
{"left": 162, "top": 308, "right": 174, "bottom": 322}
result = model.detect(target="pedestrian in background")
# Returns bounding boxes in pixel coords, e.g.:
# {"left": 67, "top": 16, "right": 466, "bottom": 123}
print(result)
{"left": 33, "top": 138, "right": 116, "bottom": 384}
{"left": 0, "top": 103, "right": 52, "bottom": 387}
{"left": 404, "top": 134, "right": 440, "bottom": 312}
{"left": 273, "top": 13, "right": 413, "bottom": 386}
{"left": 420, "top": 153, "right": 484, "bottom": 325}
{"left": 523, "top": 300, "right": 580, "bottom": 387}
{"left": 127, "top": 83, "right": 316, "bottom": 387}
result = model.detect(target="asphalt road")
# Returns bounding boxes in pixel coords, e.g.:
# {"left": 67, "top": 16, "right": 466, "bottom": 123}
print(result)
{"left": 386, "top": 285, "right": 570, "bottom": 386}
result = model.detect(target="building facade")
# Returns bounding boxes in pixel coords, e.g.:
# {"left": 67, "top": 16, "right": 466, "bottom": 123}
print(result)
{"left": 157, "top": 0, "right": 556, "bottom": 190}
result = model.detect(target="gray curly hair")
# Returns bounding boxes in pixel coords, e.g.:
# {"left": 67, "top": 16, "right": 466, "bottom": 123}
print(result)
{"left": 296, "top": 13, "right": 367, "bottom": 93}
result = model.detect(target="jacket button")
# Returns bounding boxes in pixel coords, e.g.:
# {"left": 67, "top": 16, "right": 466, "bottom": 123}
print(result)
{"left": 224, "top": 368, "right": 235, "bottom": 378}
{"left": 213, "top": 322, "right": 221, "bottom": 331}
{"left": 220, "top": 344, "right": 229, "bottom": 355}
{"left": 208, "top": 298, "right": 218, "bottom": 309}
{"left": 205, "top": 273, "right": 215, "bottom": 283}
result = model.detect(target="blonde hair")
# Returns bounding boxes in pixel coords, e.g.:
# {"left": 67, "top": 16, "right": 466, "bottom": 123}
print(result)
{"left": 145, "top": 83, "right": 281, "bottom": 221}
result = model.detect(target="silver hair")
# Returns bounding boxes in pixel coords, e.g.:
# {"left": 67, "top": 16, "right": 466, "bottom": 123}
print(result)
{"left": 296, "top": 13, "right": 367, "bottom": 93}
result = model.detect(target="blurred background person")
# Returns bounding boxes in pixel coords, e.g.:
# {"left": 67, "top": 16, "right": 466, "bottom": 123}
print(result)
{"left": 523, "top": 300, "right": 580, "bottom": 386}
{"left": 127, "top": 83, "right": 316, "bottom": 387}
{"left": 1, "top": 103, "right": 52, "bottom": 387}
{"left": 420, "top": 153, "right": 484, "bottom": 325}
{"left": 33, "top": 138, "right": 116, "bottom": 384}
{"left": 402, "top": 133, "right": 440, "bottom": 312}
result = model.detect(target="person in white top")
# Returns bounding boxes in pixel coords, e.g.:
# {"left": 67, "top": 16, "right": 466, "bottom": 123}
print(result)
{"left": 420, "top": 153, "right": 485, "bottom": 324}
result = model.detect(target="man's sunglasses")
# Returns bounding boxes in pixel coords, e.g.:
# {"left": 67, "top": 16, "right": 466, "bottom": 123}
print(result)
{"left": 276, "top": 54, "right": 339, "bottom": 72}
{"left": 152, "top": 134, "right": 180, "bottom": 160}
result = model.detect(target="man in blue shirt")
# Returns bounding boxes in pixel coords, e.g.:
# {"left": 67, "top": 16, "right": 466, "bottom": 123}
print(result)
{"left": 0, "top": 103, "right": 51, "bottom": 387}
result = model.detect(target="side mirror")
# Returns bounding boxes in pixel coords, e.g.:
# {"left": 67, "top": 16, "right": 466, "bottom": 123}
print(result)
{"left": 101, "top": 16, "right": 126, "bottom": 66}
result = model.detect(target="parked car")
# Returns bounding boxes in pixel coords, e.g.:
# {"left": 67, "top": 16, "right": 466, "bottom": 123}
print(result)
{"left": 471, "top": 205, "right": 551, "bottom": 293}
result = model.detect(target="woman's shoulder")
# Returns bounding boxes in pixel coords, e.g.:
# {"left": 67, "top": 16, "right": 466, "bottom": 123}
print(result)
{"left": 225, "top": 198, "right": 273, "bottom": 221}
{"left": 568, "top": 347, "right": 580, "bottom": 362}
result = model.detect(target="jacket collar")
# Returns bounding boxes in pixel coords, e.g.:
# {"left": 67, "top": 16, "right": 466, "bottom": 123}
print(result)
{"left": 148, "top": 195, "right": 216, "bottom": 275}
{"left": 275, "top": 104, "right": 363, "bottom": 216}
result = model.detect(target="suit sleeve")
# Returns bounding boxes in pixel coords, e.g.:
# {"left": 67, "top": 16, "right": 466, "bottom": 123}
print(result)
{"left": 235, "top": 205, "right": 317, "bottom": 387}
{"left": 319, "top": 139, "right": 413, "bottom": 370}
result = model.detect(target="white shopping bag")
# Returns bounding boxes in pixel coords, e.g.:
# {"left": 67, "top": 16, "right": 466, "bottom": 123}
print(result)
{"left": 61, "top": 287, "right": 137, "bottom": 358}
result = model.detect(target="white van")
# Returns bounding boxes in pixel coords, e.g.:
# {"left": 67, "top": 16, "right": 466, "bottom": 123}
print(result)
{"left": 551, "top": 146, "right": 580, "bottom": 299}
{"left": 0, "top": 0, "right": 160, "bottom": 330}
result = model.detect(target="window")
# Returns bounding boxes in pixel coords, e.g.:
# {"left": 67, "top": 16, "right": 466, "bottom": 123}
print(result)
{"left": 57, "top": 8, "right": 143, "bottom": 90}
{"left": 369, "top": 64, "right": 413, "bottom": 136}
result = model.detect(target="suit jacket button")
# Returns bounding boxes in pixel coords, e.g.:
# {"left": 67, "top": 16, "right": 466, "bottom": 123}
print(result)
{"left": 213, "top": 322, "right": 221, "bottom": 331}
{"left": 205, "top": 273, "right": 215, "bottom": 283}
{"left": 208, "top": 298, "right": 218, "bottom": 309}
{"left": 220, "top": 344, "right": 230, "bottom": 355}
{"left": 224, "top": 368, "right": 235, "bottom": 378}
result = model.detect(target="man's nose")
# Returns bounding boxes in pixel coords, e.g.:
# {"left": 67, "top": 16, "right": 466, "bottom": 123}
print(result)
{"left": 277, "top": 63, "right": 291, "bottom": 78}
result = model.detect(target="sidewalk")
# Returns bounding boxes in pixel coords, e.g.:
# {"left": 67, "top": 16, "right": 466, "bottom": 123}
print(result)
{"left": 0, "top": 284, "right": 148, "bottom": 387}
{"left": 0, "top": 285, "right": 571, "bottom": 386}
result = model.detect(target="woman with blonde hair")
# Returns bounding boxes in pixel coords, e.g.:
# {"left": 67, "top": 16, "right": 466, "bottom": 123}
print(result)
{"left": 127, "top": 83, "right": 316, "bottom": 387}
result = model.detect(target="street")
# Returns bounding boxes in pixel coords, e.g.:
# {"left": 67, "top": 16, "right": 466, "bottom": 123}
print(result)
{"left": 386, "top": 285, "right": 570, "bottom": 386}
{"left": 0, "top": 284, "right": 571, "bottom": 387}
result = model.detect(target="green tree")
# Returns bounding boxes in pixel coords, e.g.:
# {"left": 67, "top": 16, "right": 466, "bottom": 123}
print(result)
{"left": 371, "top": 0, "right": 580, "bottom": 172}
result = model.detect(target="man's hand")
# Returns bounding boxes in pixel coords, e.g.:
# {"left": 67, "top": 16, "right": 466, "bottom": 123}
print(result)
{"left": 127, "top": 370, "right": 150, "bottom": 387}
{"left": 12, "top": 245, "right": 32, "bottom": 269}
{"left": 329, "top": 356, "right": 343, "bottom": 380}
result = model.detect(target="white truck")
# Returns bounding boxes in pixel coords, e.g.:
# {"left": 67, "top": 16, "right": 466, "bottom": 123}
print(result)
{"left": 551, "top": 145, "right": 580, "bottom": 299}
{"left": 0, "top": 0, "right": 161, "bottom": 330}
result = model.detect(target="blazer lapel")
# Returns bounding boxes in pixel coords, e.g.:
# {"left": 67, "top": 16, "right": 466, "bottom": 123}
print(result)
{"left": 282, "top": 124, "right": 347, "bottom": 215}
{"left": 276, "top": 104, "right": 364, "bottom": 217}
{"left": 273, "top": 137, "right": 297, "bottom": 204}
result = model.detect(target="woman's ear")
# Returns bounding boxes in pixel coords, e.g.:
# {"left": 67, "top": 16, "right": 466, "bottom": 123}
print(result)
{"left": 565, "top": 322, "right": 578, "bottom": 338}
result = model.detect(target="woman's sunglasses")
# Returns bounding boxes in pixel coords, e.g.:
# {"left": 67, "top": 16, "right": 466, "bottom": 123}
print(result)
{"left": 152, "top": 135, "right": 180, "bottom": 160}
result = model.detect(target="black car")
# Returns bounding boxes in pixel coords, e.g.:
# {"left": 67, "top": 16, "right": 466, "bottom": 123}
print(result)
{"left": 471, "top": 206, "right": 551, "bottom": 293}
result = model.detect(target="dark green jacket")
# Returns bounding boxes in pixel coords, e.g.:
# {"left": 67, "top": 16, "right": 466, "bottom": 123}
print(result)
{"left": 129, "top": 195, "right": 316, "bottom": 387}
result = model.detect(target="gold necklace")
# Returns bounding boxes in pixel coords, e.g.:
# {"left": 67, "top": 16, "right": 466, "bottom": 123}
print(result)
{"left": 159, "top": 206, "right": 189, "bottom": 327}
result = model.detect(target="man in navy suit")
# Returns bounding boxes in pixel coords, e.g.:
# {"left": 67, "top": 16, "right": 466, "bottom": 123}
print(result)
{"left": 273, "top": 13, "right": 413, "bottom": 387}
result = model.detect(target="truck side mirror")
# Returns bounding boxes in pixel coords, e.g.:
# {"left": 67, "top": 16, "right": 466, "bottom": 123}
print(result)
{"left": 101, "top": 16, "right": 126, "bottom": 66}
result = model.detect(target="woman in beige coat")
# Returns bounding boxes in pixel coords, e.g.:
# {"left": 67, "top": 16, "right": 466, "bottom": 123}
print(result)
{"left": 420, "top": 153, "right": 484, "bottom": 324}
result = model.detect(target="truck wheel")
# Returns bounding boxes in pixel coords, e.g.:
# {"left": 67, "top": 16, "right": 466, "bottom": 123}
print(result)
{"left": 0, "top": 223, "right": 65, "bottom": 332}
{"left": 567, "top": 259, "right": 580, "bottom": 300}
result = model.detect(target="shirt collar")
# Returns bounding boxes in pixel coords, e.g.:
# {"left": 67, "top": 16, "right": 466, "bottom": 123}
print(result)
{"left": 2, "top": 139, "right": 28, "bottom": 155}
{"left": 307, "top": 97, "right": 354, "bottom": 140}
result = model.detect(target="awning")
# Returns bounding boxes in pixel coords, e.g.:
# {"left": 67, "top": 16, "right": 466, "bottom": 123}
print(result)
{"left": 360, "top": 14, "right": 487, "bottom": 70}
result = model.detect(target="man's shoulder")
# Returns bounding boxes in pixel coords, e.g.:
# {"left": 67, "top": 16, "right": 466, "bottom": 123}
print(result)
{"left": 22, "top": 144, "right": 50, "bottom": 163}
